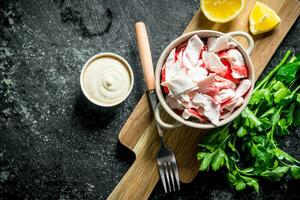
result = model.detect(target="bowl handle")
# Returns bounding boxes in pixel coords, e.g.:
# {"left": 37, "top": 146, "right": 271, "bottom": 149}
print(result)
{"left": 226, "top": 31, "right": 254, "bottom": 55}
{"left": 154, "top": 103, "right": 182, "bottom": 129}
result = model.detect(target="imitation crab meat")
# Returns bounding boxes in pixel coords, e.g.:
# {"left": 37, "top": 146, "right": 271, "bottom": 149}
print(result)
{"left": 162, "top": 34, "right": 252, "bottom": 125}
{"left": 207, "top": 35, "right": 237, "bottom": 53}
{"left": 203, "top": 52, "right": 227, "bottom": 75}
{"left": 219, "top": 49, "right": 248, "bottom": 79}
{"left": 184, "top": 35, "right": 204, "bottom": 67}
{"left": 161, "top": 76, "right": 197, "bottom": 95}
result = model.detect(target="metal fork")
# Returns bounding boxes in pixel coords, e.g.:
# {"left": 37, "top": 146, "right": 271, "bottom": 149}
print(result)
{"left": 156, "top": 117, "right": 181, "bottom": 193}
{"left": 135, "top": 22, "right": 180, "bottom": 193}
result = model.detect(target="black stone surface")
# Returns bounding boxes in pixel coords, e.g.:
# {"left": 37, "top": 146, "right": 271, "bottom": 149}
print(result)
{"left": 0, "top": 0, "right": 299, "bottom": 199}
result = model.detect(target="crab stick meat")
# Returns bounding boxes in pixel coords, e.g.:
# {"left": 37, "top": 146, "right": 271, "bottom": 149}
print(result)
{"left": 184, "top": 35, "right": 204, "bottom": 67}
{"left": 222, "top": 96, "right": 244, "bottom": 112}
{"left": 161, "top": 76, "right": 197, "bottom": 95}
{"left": 207, "top": 35, "right": 237, "bottom": 53}
{"left": 192, "top": 93, "right": 220, "bottom": 125}
{"left": 187, "top": 66, "right": 208, "bottom": 82}
{"left": 197, "top": 73, "right": 216, "bottom": 93}
{"left": 235, "top": 79, "right": 251, "bottom": 97}
{"left": 203, "top": 52, "right": 227, "bottom": 75}
{"left": 213, "top": 89, "right": 236, "bottom": 104}
{"left": 220, "top": 49, "right": 248, "bottom": 79}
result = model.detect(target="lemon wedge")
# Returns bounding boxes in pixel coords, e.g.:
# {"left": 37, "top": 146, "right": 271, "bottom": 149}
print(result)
{"left": 201, "top": 0, "right": 245, "bottom": 23}
{"left": 249, "top": 2, "right": 281, "bottom": 35}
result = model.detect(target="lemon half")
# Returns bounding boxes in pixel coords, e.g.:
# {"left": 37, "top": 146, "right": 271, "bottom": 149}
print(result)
{"left": 201, "top": 0, "right": 245, "bottom": 23}
{"left": 249, "top": 2, "right": 281, "bottom": 35}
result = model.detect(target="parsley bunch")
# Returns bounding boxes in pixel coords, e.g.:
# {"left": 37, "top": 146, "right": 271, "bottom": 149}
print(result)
{"left": 197, "top": 50, "right": 300, "bottom": 192}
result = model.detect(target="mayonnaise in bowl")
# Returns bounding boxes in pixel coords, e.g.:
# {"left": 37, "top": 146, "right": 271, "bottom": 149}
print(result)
{"left": 80, "top": 53, "right": 134, "bottom": 107}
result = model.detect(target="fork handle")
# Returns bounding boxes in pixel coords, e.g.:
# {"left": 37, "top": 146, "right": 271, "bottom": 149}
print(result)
{"left": 135, "top": 22, "right": 155, "bottom": 91}
{"left": 107, "top": 157, "right": 159, "bottom": 200}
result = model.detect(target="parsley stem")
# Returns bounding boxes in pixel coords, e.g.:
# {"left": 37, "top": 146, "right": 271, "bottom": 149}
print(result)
{"left": 220, "top": 134, "right": 231, "bottom": 147}
{"left": 234, "top": 164, "right": 254, "bottom": 176}
{"left": 254, "top": 50, "right": 292, "bottom": 93}
{"left": 280, "top": 160, "right": 300, "bottom": 168}
{"left": 254, "top": 104, "right": 261, "bottom": 115}
{"left": 275, "top": 147, "right": 300, "bottom": 165}
{"left": 292, "top": 84, "right": 300, "bottom": 94}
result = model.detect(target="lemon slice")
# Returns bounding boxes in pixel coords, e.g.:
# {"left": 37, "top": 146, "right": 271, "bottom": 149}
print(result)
{"left": 249, "top": 2, "right": 281, "bottom": 35}
{"left": 201, "top": 0, "right": 245, "bottom": 23}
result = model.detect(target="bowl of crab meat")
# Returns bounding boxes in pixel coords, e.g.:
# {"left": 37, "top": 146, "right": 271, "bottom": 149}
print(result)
{"left": 154, "top": 30, "right": 255, "bottom": 129}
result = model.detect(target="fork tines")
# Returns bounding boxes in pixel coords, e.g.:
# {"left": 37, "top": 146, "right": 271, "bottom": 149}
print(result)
{"left": 158, "top": 161, "right": 180, "bottom": 193}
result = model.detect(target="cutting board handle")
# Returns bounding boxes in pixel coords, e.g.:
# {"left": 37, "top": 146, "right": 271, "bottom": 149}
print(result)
{"left": 107, "top": 157, "right": 159, "bottom": 200}
{"left": 135, "top": 22, "right": 155, "bottom": 91}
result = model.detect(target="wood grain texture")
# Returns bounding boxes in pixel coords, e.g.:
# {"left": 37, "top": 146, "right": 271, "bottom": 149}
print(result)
{"left": 118, "top": 94, "right": 151, "bottom": 150}
{"left": 109, "top": 0, "right": 300, "bottom": 199}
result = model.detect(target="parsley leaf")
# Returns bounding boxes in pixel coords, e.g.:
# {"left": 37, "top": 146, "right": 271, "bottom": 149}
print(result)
{"left": 249, "top": 89, "right": 272, "bottom": 106}
{"left": 211, "top": 149, "right": 226, "bottom": 171}
{"left": 276, "top": 61, "right": 300, "bottom": 85}
{"left": 290, "top": 166, "right": 300, "bottom": 179}
{"left": 260, "top": 166, "right": 289, "bottom": 181}
{"left": 242, "top": 107, "right": 262, "bottom": 130}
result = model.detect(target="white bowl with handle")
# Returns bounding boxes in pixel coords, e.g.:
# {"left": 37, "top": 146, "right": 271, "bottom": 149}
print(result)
{"left": 154, "top": 30, "right": 255, "bottom": 129}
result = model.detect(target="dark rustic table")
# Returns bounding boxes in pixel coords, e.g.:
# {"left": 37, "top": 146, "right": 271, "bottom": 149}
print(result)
{"left": 0, "top": 0, "right": 299, "bottom": 199}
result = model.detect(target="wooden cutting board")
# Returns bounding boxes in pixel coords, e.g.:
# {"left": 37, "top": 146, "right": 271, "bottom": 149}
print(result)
{"left": 108, "top": 0, "right": 300, "bottom": 199}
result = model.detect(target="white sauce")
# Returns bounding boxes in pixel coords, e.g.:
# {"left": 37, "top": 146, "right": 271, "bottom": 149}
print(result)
{"left": 83, "top": 56, "right": 132, "bottom": 105}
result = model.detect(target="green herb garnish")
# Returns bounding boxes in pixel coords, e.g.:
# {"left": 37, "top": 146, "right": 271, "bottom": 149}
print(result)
{"left": 197, "top": 50, "right": 300, "bottom": 193}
